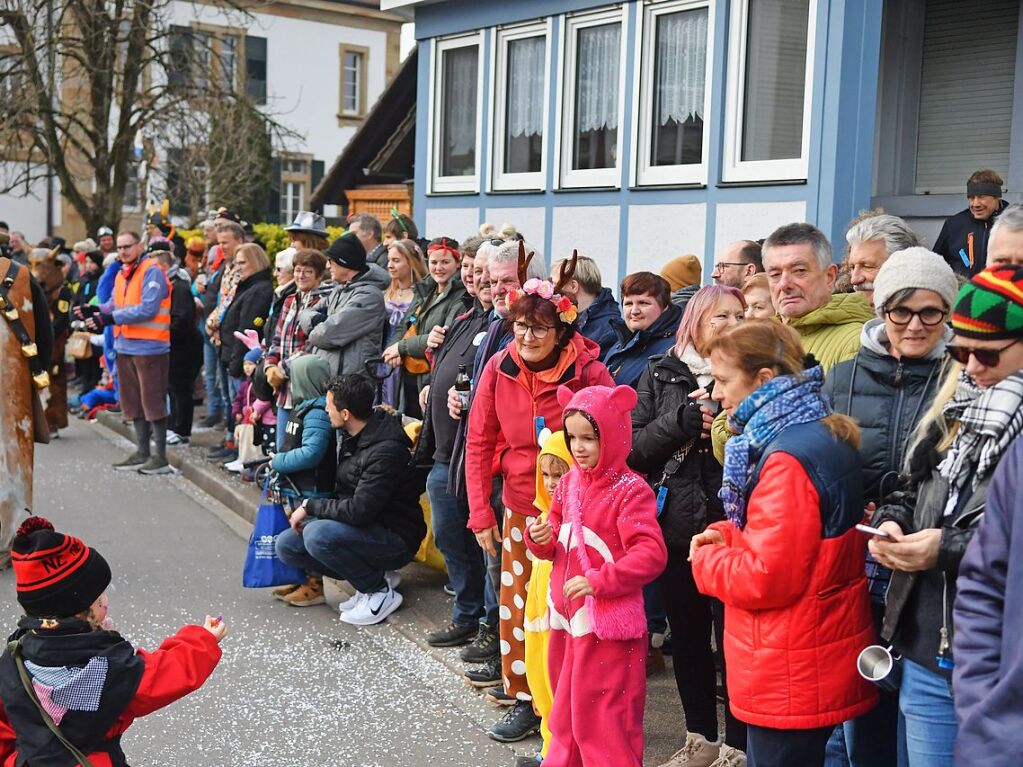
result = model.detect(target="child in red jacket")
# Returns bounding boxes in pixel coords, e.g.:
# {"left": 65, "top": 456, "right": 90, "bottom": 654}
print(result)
{"left": 527, "top": 385, "right": 667, "bottom": 767}
{"left": 0, "top": 517, "right": 225, "bottom": 766}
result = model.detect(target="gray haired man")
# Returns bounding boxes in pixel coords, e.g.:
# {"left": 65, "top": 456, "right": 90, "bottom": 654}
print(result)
{"left": 845, "top": 214, "right": 925, "bottom": 308}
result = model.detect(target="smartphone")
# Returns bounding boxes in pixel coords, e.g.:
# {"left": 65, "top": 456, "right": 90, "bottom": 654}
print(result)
{"left": 855, "top": 523, "right": 894, "bottom": 540}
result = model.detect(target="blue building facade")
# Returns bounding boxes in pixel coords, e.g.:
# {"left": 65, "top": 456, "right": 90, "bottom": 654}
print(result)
{"left": 385, "top": 0, "right": 1021, "bottom": 283}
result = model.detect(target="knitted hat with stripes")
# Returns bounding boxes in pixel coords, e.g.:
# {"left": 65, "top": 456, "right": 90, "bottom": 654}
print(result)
{"left": 952, "top": 264, "right": 1023, "bottom": 340}
{"left": 12, "top": 517, "right": 111, "bottom": 618}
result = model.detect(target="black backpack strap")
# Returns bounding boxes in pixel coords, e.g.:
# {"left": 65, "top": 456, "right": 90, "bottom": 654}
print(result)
{"left": 6, "top": 639, "right": 96, "bottom": 766}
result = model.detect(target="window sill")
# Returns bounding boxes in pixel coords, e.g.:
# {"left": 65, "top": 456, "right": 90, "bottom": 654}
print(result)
{"left": 629, "top": 182, "right": 707, "bottom": 192}
{"left": 715, "top": 178, "right": 807, "bottom": 189}
{"left": 336, "top": 114, "right": 366, "bottom": 127}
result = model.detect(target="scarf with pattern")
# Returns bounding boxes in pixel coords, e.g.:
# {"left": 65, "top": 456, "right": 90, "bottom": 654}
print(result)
{"left": 720, "top": 365, "right": 830, "bottom": 529}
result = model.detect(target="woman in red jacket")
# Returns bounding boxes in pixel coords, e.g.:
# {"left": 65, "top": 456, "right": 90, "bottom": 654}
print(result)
{"left": 466, "top": 266, "right": 613, "bottom": 742}
{"left": 690, "top": 321, "right": 876, "bottom": 767}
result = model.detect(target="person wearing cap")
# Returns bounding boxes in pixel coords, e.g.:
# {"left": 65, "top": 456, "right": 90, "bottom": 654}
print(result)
{"left": 284, "top": 211, "right": 329, "bottom": 253}
{"left": 80, "top": 231, "right": 174, "bottom": 475}
{"left": 933, "top": 169, "right": 1010, "bottom": 277}
{"left": 660, "top": 253, "right": 704, "bottom": 317}
{"left": 866, "top": 264, "right": 1023, "bottom": 765}
{"left": 821, "top": 247, "right": 958, "bottom": 767}
{"left": 0, "top": 516, "right": 225, "bottom": 764}
{"left": 96, "top": 226, "right": 115, "bottom": 258}
{"left": 305, "top": 233, "right": 387, "bottom": 382}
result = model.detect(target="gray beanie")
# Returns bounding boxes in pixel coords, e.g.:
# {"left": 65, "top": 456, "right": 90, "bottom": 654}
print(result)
{"left": 872, "top": 247, "right": 959, "bottom": 315}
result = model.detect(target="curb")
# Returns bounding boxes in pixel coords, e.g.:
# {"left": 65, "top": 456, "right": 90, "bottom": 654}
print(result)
{"left": 95, "top": 411, "right": 263, "bottom": 523}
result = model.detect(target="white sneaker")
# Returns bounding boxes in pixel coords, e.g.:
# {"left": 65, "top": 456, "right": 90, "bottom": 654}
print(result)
{"left": 385, "top": 570, "right": 402, "bottom": 590}
{"left": 339, "top": 591, "right": 364, "bottom": 612}
{"left": 708, "top": 745, "right": 746, "bottom": 767}
{"left": 340, "top": 586, "right": 403, "bottom": 626}
{"left": 224, "top": 460, "right": 244, "bottom": 473}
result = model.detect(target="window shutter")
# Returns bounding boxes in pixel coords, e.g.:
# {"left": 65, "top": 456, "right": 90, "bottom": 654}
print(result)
{"left": 311, "top": 160, "right": 325, "bottom": 212}
{"left": 914, "top": 0, "right": 1018, "bottom": 194}
{"left": 245, "top": 35, "right": 268, "bottom": 105}
{"left": 267, "top": 157, "right": 281, "bottom": 224}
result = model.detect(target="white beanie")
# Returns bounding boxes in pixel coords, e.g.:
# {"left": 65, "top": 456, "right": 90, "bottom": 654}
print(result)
{"left": 872, "top": 247, "right": 960, "bottom": 315}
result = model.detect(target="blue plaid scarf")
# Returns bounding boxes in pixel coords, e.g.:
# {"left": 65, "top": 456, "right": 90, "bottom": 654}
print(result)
{"left": 720, "top": 365, "right": 831, "bottom": 529}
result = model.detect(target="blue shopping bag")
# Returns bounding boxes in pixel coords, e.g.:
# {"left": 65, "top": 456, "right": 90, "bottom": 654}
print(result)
{"left": 242, "top": 482, "right": 305, "bottom": 588}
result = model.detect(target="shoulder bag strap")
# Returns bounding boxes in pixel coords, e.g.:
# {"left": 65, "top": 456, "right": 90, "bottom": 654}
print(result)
{"left": 6, "top": 639, "right": 96, "bottom": 767}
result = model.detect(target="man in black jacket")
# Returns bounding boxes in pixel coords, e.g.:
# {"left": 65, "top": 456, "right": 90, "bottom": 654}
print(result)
{"left": 933, "top": 168, "right": 1009, "bottom": 276}
{"left": 276, "top": 374, "right": 426, "bottom": 626}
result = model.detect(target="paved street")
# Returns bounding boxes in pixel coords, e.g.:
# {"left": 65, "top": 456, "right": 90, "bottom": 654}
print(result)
{"left": 1, "top": 419, "right": 534, "bottom": 767}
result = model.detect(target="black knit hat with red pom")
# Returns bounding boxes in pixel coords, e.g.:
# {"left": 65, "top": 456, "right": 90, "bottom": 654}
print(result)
{"left": 12, "top": 517, "right": 111, "bottom": 617}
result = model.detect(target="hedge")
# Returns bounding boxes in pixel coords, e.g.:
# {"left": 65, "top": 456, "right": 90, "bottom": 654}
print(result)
{"left": 176, "top": 223, "right": 346, "bottom": 261}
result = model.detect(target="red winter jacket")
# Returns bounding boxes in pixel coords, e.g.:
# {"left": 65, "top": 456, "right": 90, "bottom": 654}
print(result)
{"left": 0, "top": 625, "right": 221, "bottom": 766}
{"left": 466, "top": 333, "right": 613, "bottom": 531}
{"left": 691, "top": 452, "right": 877, "bottom": 730}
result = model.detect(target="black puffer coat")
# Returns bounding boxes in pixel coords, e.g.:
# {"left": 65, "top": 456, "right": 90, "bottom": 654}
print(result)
{"left": 219, "top": 268, "right": 273, "bottom": 378}
{"left": 628, "top": 352, "right": 723, "bottom": 548}
{"left": 306, "top": 409, "right": 427, "bottom": 555}
{"left": 823, "top": 319, "right": 950, "bottom": 504}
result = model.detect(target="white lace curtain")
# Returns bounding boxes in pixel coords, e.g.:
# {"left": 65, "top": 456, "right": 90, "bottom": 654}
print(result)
{"left": 443, "top": 46, "right": 479, "bottom": 158}
{"left": 507, "top": 36, "right": 545, "bottom": 139}
{"left": 576, "top": 23, "right": 621, "bottom": 133}
{"left": 656, "top": 9, "right": 708, "bottom": 126}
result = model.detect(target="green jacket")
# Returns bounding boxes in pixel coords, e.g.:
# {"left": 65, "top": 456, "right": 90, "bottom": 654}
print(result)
{"left": 711, "top": 292, "right": 874, "bottom": 463}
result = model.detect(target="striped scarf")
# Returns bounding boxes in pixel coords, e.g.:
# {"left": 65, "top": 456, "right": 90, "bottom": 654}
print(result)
{"left": 938, "top": 371, "right": 1023, "bottom": 517}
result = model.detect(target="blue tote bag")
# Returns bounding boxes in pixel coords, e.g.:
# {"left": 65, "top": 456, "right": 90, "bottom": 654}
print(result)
{"left": 242, "top": 481, "right": 305, "bottom": 588}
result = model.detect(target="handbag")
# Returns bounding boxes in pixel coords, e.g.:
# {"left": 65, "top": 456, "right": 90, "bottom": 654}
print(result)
{"left": 401, "top": 308, "right": 431, "bottom": 376}
{"left": 242, "top": 480, "right": 306, "bottom": 588}
{"left": 67, "top": 331, "right": 93, "bottom": 360}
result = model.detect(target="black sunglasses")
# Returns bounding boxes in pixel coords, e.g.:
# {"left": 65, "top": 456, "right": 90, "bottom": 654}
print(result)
{"left": 947, "top": 339, "right": 1020, "bottom": 367}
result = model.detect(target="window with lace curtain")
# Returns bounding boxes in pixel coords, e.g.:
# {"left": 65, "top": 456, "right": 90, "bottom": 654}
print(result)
{"left": 636, "top": 0, "right": 714, "bottom": 186}
{"left": 559, "top": 8, "right": 626, "bottom": 188}
{"left": 722, "top": 0, "right": 817, "bottom": 182}
{"left": 492, "top": 23, "right": 549, "bottom": 191}
{"left": 431, "top": 34, "right": 483, "bottom": 193}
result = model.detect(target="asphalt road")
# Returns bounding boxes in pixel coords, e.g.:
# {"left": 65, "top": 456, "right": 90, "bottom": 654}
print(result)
{"left": 0, "top": 419, "right": 534, "bottom": 767}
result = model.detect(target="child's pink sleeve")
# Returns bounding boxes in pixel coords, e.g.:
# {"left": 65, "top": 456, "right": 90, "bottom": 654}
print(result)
{"left": 525, "top": 483, "right": 564, "bottom": 561}
{"left": 585, "top": 480, "right": 667, "bottom": 599}
{"left": 121, "top": 625, "right": 222, "bottom": 720}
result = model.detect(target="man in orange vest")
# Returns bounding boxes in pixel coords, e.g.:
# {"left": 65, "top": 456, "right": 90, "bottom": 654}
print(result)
{"left": 83, "top": 231, "right": 173, "bottom": 474}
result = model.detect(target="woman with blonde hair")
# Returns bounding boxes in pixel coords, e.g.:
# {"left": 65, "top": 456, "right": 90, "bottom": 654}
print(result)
{"left": 381, "top": 239, "right": 427, "bottom": 406}
{"left": 691, "top": 320, "right": 877, "bottom": 766}
{"left": 218, "top": 242, "right": 274, "bottom": 394}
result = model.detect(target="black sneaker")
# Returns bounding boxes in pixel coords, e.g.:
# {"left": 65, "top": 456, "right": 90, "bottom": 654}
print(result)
{"left": 207, "top": 445, "right": 234, "bottom": 460}
{"left": 426, "top": 622, "right": 478, "bottom": 648}
{"left": 488, "top": 701, "right": 540, "bottom": 743}
{"left": 460, "top": 625, "right": 499, "bottom": 663}
{"left": 485, "top": 686, "right": 515, "bottom": 706}
{"left": 464, "top": 656, "right": 501, "bottom": 688}
{"left": 515, "top": 757, "right": 541, "bottom": 767}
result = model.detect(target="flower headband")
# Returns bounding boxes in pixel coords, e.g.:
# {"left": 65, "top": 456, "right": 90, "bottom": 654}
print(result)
{"left": 505, "top": 278, "right": 578, "bottom": 325}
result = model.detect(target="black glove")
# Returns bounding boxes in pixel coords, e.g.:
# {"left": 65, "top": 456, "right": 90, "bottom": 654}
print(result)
{"left": 675, "top": 400, "right": 705, "bottom": 441}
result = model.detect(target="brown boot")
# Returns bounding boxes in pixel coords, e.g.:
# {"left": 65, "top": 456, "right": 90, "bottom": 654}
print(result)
{"left": 283, "top": 576, "right": 325, "bottom": 607}
{"left": 271, "top": 583, "right": 302, "bottom": 601}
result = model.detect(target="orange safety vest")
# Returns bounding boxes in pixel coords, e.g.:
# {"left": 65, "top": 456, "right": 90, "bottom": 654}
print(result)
{"left": 113, "top": 256, "right": 171, "bottom": 342}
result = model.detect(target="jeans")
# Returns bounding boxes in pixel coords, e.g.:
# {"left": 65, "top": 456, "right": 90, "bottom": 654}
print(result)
{"left": 644, "top": 579, "right": 668, "bottom": 635}
{"left": 824, "top": 691, "right": 900, "bottom": 767}
{"left": 482, "top": 476, "right": 505, "bottom": 630}
{"left": 275, "top": 406, "right": 291, "bottom": 451}
{"left": 747, "top": 724, "right": 833, "bottom": 767}
{"left": 276, "top": 519, "right": 412, "bottom": 594}
{"left": 427, "top": 462, "right": 485, "bottom": 626}
{"left": 202, "top": 330, "right": 225, "bottom": 417}
{"left": 899, "top": 659, "right": 956, "bottom": 767}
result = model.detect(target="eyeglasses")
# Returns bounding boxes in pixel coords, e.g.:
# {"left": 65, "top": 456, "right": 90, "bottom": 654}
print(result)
{"left": 512, "top": 321, "right": 552, "bottom": 339}
{"left": 292, "top": 267, "right": 316, "bottom": 277}
{"left": 947, "top": 339, "right": 1021, "bottom": 367}
{"left": 884, "top": 307, "right": 947, "bottom": 327}
{"left": 712, "top": 261, "right": 746, "bottom": 272}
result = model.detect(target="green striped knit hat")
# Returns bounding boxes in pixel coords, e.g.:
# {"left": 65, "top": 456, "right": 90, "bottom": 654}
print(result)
{"left": 951, "top": 264, "right": 1023, "bottom": 339}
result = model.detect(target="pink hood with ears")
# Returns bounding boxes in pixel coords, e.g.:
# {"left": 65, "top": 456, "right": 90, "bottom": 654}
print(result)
{"left": 557, "top": 384, "right": 637, "bottom": 481}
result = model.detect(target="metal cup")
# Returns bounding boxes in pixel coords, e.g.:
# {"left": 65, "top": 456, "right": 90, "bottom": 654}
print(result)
{"left": 857, "top": 644, "right": 902, "bottom": 693}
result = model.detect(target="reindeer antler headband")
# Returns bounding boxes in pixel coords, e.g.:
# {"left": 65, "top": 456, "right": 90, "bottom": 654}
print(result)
{"left": 506, "top": 247, "right": 581, "bottom": 325}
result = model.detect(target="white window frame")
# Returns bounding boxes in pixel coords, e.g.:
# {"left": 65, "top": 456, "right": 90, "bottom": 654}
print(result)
{"left": 428, "top": 32, "right": 485, "bottom": 194}
{"left": 633, "top": 0, "right": 715, "bottom": 187}
{"left": 721, "top": 0, "right": 817, "bottom": 183}
{"left": 489, "top": 21, "right": 552, "bottom": 192}
{"left": 554, "top": 8, "right": 629, "bottom": 189}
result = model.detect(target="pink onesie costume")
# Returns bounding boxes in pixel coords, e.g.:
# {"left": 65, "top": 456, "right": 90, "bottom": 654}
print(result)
{"left": 526, "top": 385, "right": 667, "bottom": 767}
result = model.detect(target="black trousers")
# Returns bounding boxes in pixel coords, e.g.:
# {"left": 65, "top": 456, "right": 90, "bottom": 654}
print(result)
{"left": 660, "top": 545, "right": 746, "bottom": 748}
{"left": 746, "top": 724, "right": 833, "bottom": 767}
{"left": 168, "top": 347, "right": 201, "bottom": 437}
